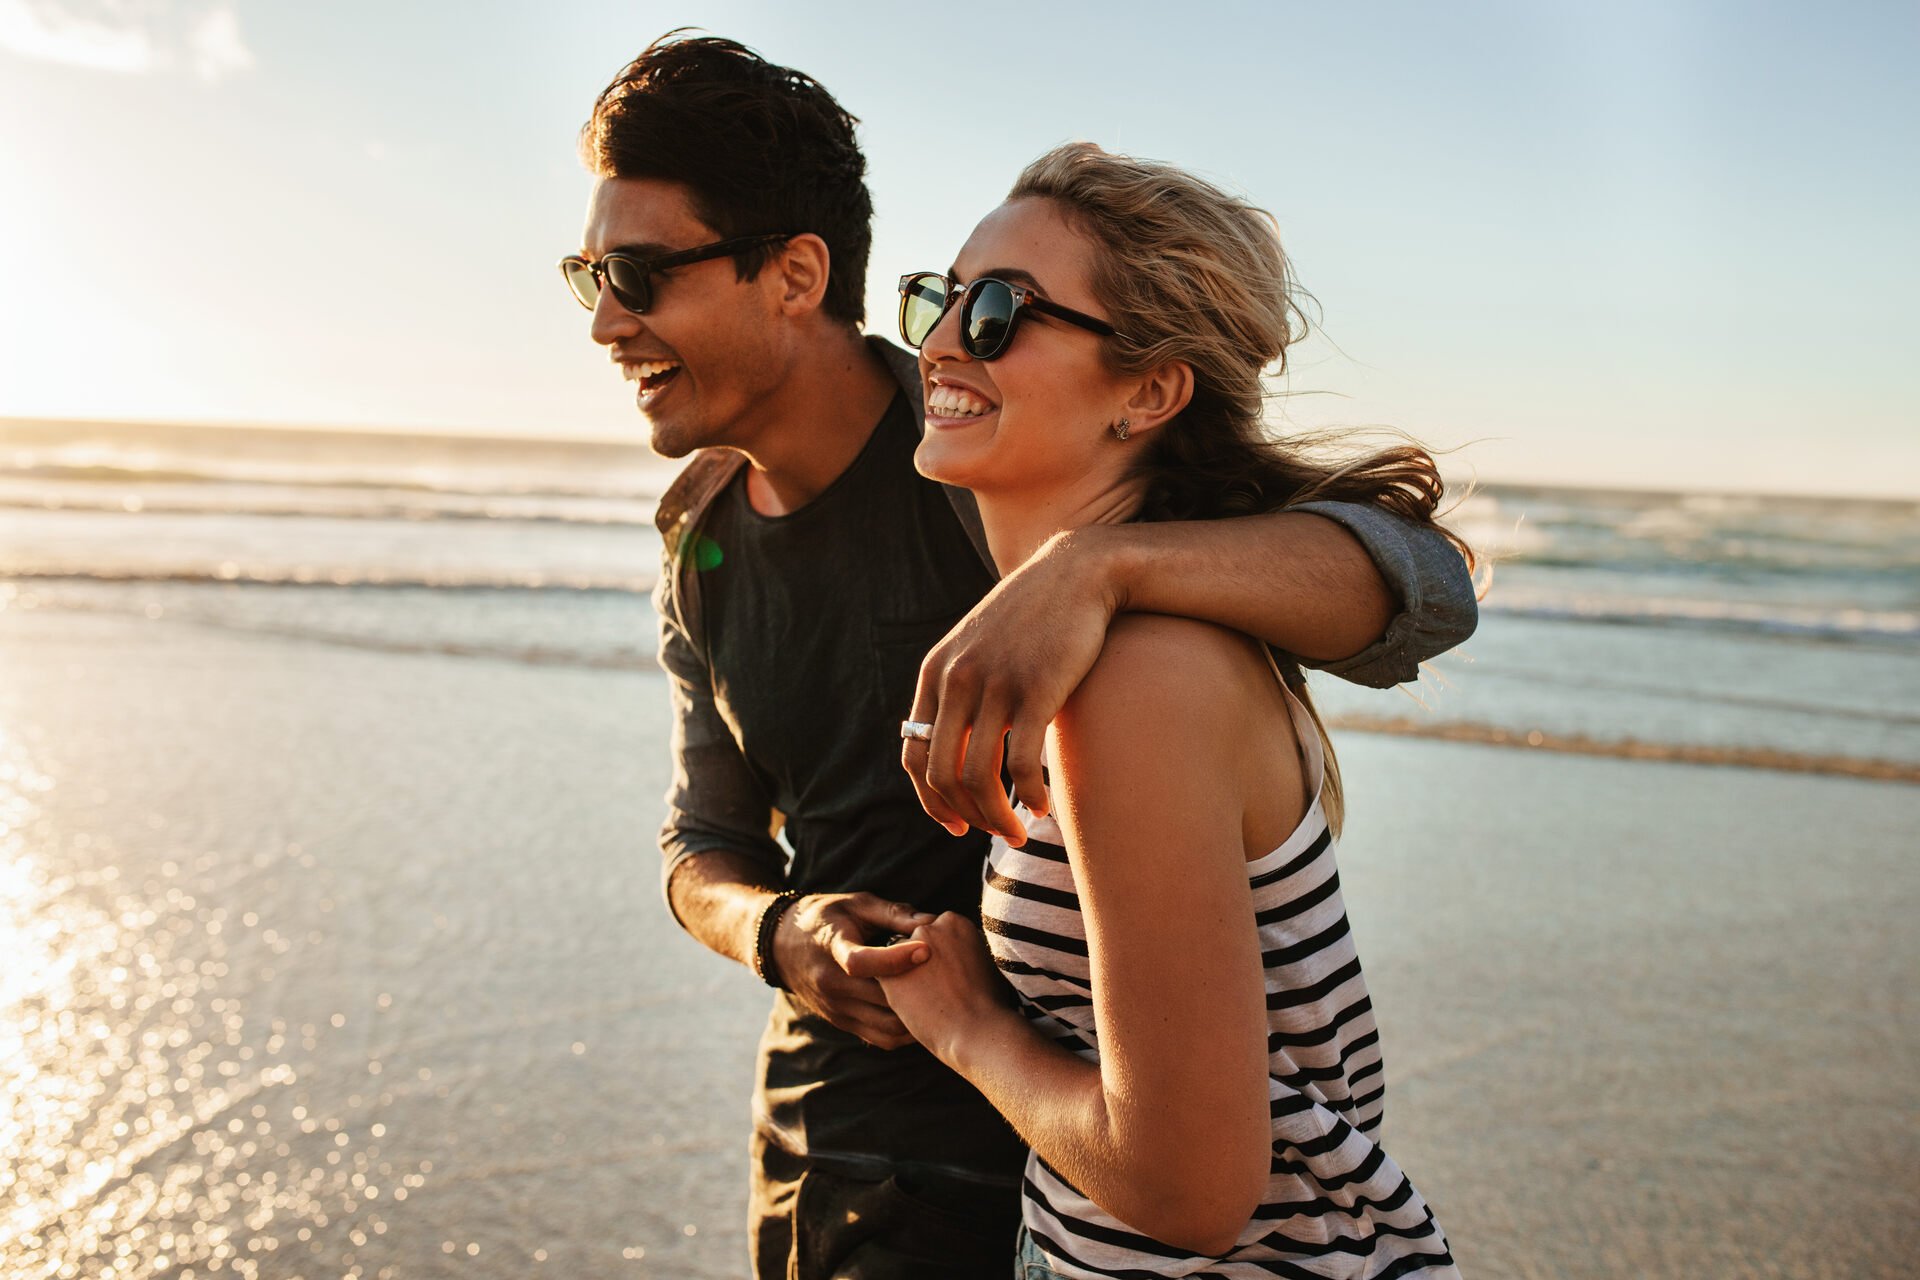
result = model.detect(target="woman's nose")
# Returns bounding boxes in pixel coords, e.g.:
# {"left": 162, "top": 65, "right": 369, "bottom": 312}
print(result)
{"left": 918, "top": 290, "right": 971, "bottom": 363}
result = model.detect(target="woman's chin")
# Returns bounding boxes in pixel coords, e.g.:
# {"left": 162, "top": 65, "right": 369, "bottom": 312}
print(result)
{"left": 913, "top": 433, "right": 986, "bottom": 488}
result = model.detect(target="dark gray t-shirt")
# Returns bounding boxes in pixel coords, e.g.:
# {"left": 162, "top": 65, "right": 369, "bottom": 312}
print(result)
{"left": 696, "top": 393, "right": 1023, "bottom": 1181}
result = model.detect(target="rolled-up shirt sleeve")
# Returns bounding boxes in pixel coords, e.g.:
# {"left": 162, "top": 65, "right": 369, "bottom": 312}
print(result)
{"left": 653, "top": 561, "right": 787, "bottom": 922}
{"left": 1287, "top": 499, "right": 1478, "bottom": 688}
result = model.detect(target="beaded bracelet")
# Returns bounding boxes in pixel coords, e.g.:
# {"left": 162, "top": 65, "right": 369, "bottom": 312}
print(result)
{"left": 752, "top": 891, "right": 804, "bottom": 990}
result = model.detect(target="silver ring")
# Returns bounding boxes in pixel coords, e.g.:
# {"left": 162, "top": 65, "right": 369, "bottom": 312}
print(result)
{"left": 900, "top": 720, "right": 934, "bottom": 742}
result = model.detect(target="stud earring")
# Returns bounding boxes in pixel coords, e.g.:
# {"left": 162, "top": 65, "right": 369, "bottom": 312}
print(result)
{"left": 1110, "top": 418, "right": 1131, "bottom": 441}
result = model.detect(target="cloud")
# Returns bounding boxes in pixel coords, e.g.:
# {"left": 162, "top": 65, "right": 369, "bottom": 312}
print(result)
{"left": 0, "top": 0, "right": 253, "bottom": 80}
{"left": 186, "top": 3, "right": 248, "bottom": 80}
{"left": 0, "top": 0, "right": 160, "bottom": 72}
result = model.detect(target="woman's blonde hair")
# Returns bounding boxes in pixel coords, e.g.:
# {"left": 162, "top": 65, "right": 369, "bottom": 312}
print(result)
{"left": 1009, "top": 142, "right": 1475, "bottom": 835}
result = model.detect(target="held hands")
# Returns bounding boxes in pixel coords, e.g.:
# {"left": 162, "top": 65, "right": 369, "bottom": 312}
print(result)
{"left": 874, "top": 911, "right": 1015, "bottom": 1070}
{"left": 771, "top": 892, "right": 936, "bottom": 1050}
{"left": 902, "top": 529, "right": 1118, "bottom": 844}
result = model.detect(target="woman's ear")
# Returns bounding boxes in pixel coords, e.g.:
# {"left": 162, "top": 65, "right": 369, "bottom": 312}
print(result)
{"left": 1119, "top": 360, "right": 1195, "bottom": 440}
{"left": 773, "top": 233, "right": 833, "bottom": 315}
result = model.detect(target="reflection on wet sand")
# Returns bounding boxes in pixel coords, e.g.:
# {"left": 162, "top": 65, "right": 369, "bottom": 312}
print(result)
{"left": 1, "top": 606, "right": 759, "bottom": 1279}
{"left": 0, "top": 734, "right": 435, "bottom": 1278}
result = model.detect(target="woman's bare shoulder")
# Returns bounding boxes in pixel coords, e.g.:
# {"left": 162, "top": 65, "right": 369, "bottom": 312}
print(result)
{"left": 1075, "top": 613, "right": 1267, "bottom": 706}
{"left": 1052, "top": 614, "right": 1306, "bottom": 850}
{"left": 1056, "top": 616, "right": 1269, "bottom": 769}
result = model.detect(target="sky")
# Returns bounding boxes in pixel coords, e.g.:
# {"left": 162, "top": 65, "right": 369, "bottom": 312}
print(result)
{"left": 1, "top": 0, "right": 1915, "bottom": 498}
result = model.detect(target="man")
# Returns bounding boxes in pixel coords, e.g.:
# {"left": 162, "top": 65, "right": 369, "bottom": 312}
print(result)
{"left": 563, "top": 33, "right": 1476, "bottom": 1279}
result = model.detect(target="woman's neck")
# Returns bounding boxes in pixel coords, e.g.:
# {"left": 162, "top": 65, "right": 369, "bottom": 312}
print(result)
{"left": 977, "top": 477, "right": 1146, "bottom": 574}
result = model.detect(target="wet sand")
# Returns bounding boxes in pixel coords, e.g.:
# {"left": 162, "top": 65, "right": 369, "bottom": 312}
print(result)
{"left": 1327, "top": 712, "right": 1920, "bottom": 784}
{"left": 3, "top": 604, "right": 1916, "bottom": 1278}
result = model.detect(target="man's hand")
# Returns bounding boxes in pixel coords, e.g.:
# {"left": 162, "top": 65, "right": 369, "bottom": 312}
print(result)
{"left": 903, "top": 529, "right": 1118, "bottom": 844}
{"left": 772, "top": 892, "right": 936, "bottom": 1050}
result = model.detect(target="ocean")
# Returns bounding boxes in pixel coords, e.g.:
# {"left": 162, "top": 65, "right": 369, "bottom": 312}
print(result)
{"left": 3, "top": 416, "right": 1916, "bottom": 1279}
{"left": 6, "top": 416, "right": 1917, "bottom": 773}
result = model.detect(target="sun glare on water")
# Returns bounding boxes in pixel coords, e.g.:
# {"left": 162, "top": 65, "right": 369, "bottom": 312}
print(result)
{"left": 0, "top": 719, "right": 412, "bottom": 1277}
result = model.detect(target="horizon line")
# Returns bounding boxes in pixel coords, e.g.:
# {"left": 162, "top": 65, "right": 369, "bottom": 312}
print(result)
{"left": 3, "top": 413, "right": 1915, "bottom": 507}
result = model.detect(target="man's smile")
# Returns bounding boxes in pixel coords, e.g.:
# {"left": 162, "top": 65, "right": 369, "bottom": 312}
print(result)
{"left": 620, "top": 359, "right": 684, "bottom": 395}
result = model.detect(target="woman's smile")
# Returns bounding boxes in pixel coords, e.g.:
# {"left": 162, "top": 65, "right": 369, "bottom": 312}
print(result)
{"left": 924, "top": 377, "right": 998, "bottom": 427}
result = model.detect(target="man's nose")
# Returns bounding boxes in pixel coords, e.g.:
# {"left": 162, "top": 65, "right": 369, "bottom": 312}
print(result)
{"left": 588, "top": 282, "right": 641, "bottom": 347}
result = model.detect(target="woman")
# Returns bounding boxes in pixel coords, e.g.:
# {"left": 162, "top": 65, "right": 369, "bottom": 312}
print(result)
{"left": 877, "top": 143, "right": 1466, "bottom": 1279}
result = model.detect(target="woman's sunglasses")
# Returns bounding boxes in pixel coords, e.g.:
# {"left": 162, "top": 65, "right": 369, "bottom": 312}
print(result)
{"left": 897, "top": 271, "right": 1125, "bottom": 361}
{"left": 558, "top": 233, "right": 796, "bottom": 314}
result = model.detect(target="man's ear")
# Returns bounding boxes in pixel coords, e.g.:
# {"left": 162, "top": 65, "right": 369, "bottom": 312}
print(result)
{"left": 1119, "top": 360, "right": 1195, "bottom": 440}
{"left": 772, "top": 233, "right": 833, "bottom": 316}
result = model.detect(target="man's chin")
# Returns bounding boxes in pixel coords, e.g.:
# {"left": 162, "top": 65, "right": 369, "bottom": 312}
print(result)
{"left": 648, "top": 433, "right": 695, "bottom": 461}
{"left": 643, "top": 414, "right": 701, "bottom": 461}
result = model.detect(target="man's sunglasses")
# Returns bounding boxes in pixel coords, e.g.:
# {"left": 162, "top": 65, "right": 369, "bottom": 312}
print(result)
{"left": 559, "top": 233, "right": 796, "bottom": 314}
{"left": 897, "top": 271, "right": 1125, "bottom": 361}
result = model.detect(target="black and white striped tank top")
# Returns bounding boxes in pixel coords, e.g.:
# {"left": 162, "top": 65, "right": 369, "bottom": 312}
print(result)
{"left": 981, "top": 680, "right": 1459, "bottom": 1279}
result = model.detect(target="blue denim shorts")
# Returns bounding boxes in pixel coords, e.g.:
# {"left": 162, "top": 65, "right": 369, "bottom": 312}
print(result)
{"left": 1015, "top": 1226, "right": 1077, "bottom": 1279}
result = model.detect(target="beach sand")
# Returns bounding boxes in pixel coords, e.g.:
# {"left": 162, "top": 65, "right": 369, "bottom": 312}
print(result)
{"left": 3, "top": 604, "right": 1915, "bottom": 1278}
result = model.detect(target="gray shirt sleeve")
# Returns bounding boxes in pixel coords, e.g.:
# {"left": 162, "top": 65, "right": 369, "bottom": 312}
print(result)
{"left": 653, "top": 557, "right": 788, "bottom": 920}
{"left": 1286, "top": 499, "right": 1478, "bottom": 688}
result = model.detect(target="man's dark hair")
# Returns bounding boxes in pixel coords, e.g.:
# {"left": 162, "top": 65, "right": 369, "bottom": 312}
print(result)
{"left": 580, "top": 32, "right": 873, "bottom": 326}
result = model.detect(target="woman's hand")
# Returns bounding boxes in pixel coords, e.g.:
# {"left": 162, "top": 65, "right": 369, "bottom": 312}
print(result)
{"left": 874, "top": 912, "right": 1017, "bottom": 1069}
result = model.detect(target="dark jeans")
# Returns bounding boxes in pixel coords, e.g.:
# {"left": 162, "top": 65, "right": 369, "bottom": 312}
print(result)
{"left": 749, "top": 1131, "right": 1023, "bottom": 1279}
